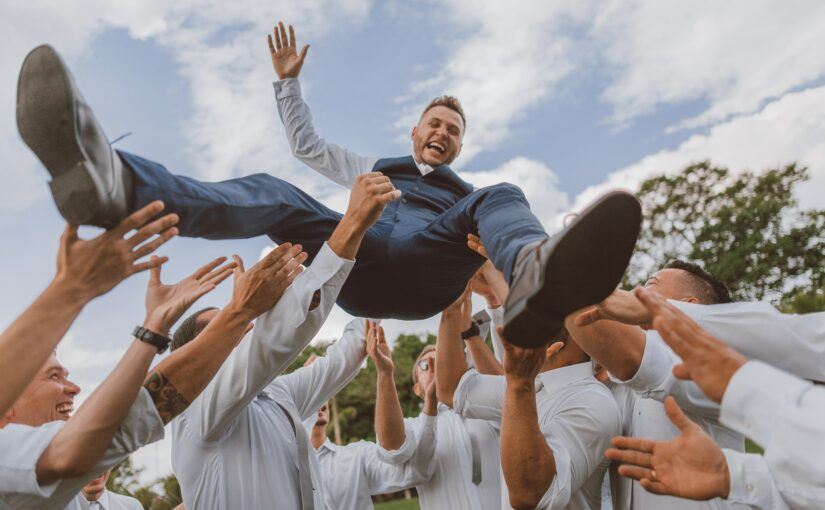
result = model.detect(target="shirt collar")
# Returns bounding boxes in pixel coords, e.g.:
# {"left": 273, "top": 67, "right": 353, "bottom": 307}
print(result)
{"left": 411, "top": 155, "right": 435, "bottom": 176}
{"left": 537, "top": 362, "right": 594, "bottom": 391}
{"left": 88, "top": 490, "right": 109, "bottom": 509}
{"left": 320, "top": 438, "right": 337, "bottom": 452}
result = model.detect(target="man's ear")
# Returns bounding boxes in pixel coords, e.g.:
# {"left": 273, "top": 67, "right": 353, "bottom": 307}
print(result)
{"left": 411, "top": 126, "right": 417, "bottom": 140}
{"left": 413, "top": 382, "right": 422, "bottom": 397}
{"left": 456, "top": 142, "right": 463, "bottom": 158}
{"left": 683, "top": 296, "right": 701, "bottom": 304}
{"left": 3, "top": 407, "right": 14, "bottom": 422}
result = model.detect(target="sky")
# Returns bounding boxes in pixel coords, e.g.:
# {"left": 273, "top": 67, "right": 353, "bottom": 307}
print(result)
{"left": 2, "top": 0, "right": 825, "bottom": 486}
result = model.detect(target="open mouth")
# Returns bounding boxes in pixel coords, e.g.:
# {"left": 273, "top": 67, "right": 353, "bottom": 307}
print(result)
{"left": 56, "top": 402, "right": 74, "bottom": 418}
{"left": 425, "top": 141, "right": 446, "bottom": 155}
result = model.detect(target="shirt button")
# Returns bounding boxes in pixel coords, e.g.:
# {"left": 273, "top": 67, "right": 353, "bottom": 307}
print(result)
{"left": 746, "top": 484, "right": 754, "bottom": 492}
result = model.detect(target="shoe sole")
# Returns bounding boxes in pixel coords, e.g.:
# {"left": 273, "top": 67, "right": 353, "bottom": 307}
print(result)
{"left": 503, "top": 191, "right": 642, "bottom": 347}
{"left": 17, "top": 45, "right": 102, "bottom": 225}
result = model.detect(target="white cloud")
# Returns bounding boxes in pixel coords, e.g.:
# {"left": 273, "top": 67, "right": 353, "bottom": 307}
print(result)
{"left": 573, "top": 85, "right": 825, "bottom": 211}
{"left": 592, "top": 0, "right": 825, "bottom": 130}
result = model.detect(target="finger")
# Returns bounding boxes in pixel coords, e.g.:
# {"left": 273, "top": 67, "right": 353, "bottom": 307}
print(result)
{"left": 288, "top": 24, "right": 296, "bottom": 48}
{"left": 663, "top": 396, "right": 697, "bottom": 433}
{"left": 279, "top": 22, "right": 288, "bottom": 50}
{"left": 202, "top": 260, "right": 237, "bottom": 282}
{"left": 204, "top": 266, "right": 235, "bottom": 287}
{"left": 611, "top": 435, "right": 656, "bottom": 454}
{"left": 192, "top": 282, "right": 217, "bottom": 301}
{"left": 573, "top": 307, "right": 603, "bottom": 326}
{"left": 672, "top": 363, "right": 692, "bottom": 381}
{"left": 126, "top": 213, "right": 180, "bottom": 247}
{"left": 149, "top": 256, "right": 162, "bottom": 284}
{"left": 299, "top": 44, "right": 309, "bottom": 61}
{"left": 635, "top": 287, "right": 669, "bottom": 316}
{"left": 257, "top": 243, "right": 292, "bottom": 270}
{"left": 267, "top": 34, "right": 276, "bottom": 54}
{"left": 192, "top": 256, "right": 228, "bottom": 280}
{"left": 364, "top": 174, "right": 392, "bottom": 185}
{"left": 370, "top": 182, "right": 397, "bottom": 196}
{"left": 605, "top": 448, "right": 653, "bottom": 468}
{"left": 378, "top": 190, "right": 402, "bottom": 203}
{"left": 233, "top": 254, "right": 245, "bottom": 274}
{"left": 378, "top": 325, "right": 387, "bottom": 346}
{"left": 617, "top": 465, "right": 654, "bottom": 482}
{"left": 274, "top": 25, "right": 282, "bottom": 50}
{"left": 132, "top": 255, "right": 168, "bottom": 274}
{"left": 284, "top": 265, "right": 304, "bottom": 285}
{"left": 132, "top": 227, "right": 178, "bottom": 260}
{"left": 546, "top": 341, "right": 564, "bottom": 358}
{"left": 639, "top": 479, "right": 670, "bottom": 495}
{"left": 63, "top": 224, "right": 79, "bottom": 243}
{"left": 113, "top": 201, "right": 165, "bottom": 236}
{"left": 280, "top": 251, "right": 308, "bottom": 278}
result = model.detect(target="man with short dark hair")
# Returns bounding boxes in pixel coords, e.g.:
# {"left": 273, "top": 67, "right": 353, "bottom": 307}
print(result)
{"left": 17, "top": 28, "right": 642, "bottom": 347}
{"left": 80, "top": 469, "right": 142, "bottom": 510}
{"left": 566, "top": 262, "right": 745, "bottom": 510}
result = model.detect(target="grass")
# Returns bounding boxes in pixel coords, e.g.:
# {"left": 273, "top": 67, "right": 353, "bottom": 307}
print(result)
{"left": 374, "top": 497, "right": 420, "bottom": 509}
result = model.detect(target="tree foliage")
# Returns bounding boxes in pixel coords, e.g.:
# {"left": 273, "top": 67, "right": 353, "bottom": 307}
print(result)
{"left": 629, "top": 161, "right": 824, "bottom": 310}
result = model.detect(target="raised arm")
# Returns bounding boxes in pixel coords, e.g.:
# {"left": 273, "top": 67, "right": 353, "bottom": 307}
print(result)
{"left": 565, "top": 311, "right": 646, "bottom": 382}
{"left": 0, "top": 201, "right": 176, "bottom": 416}
{"left": 35, "top": 251, "right": 234, "bottom": 485}
{"left": 367, "top": 322, "right": 406, "bottom": 451}
{"left": 435, "top": 291, "right": 471, "bottom": 407}
{"left": 268, "top": 21, "right": 377, "bottom": 188}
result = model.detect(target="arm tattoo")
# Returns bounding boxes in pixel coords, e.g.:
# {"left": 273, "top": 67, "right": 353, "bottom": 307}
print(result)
{"left": 143, "top": 371, "right": 190, "bottom": 424}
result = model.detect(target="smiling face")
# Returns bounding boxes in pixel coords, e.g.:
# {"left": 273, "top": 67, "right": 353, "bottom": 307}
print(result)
{"left": 411, "top": 105, "right": 464, "bottom": 166}
{"left": 5, "top": 353, "right": 80, "bottom": 426}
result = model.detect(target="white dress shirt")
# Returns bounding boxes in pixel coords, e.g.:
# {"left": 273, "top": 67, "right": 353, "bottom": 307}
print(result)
{"left": 722, "top": 450, "right": 790, "bottom": 510}
{"left": 721, "top": 360, "right": 825, "bottom": 510}
{"left": 671, "top": 301, "right": 825, "bottom": 382}
{"left": 273, "top": 78, "right": 434, "bottom": 188}
{"left": 315, "top": 416, "right": 437, "bottom": 510}
{"left": 454, "top": 363, "right": 622, "bottom": 510}
{"left": 79, "top": 490, "right": 143, "bottom": 510}
{"left": 609, "top": 331, "right": 745, "bottom": 510}
{"left": 171, "top": 242, "right": 356, "bottom": 509}
{"left": 378, "top": 404, "right": 501, "bottom": 510}
{"left": 0, "top": 388, "right": 164, "bottom": 510}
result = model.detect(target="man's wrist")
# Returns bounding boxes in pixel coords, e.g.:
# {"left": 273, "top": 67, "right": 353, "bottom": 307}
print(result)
{"left": 48, "top": 276, "right": 95, "bottom": 306}
{"left": 221, "top": 301, "right": 256, "bottom": 326}
{"left": 142, "top": 316, "right": 171, "bottom": 338}
{"left": 505, "top": 375, "right": 536, "bottom": 392}
{"left": 377, "top": 367, "right": 395, "bottom": 379}
{"left": 328, "top": 215, "right": 367, "bottom": 259}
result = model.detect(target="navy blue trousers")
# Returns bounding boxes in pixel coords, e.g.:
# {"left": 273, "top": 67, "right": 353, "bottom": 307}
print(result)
{"left": 119, "top": 151, "right": 547, "bottom": 320}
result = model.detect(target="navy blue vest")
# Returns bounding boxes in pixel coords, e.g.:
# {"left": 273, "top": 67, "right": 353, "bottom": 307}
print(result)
{"left": 371, "top": 156, "right": 473, "bottom": 235}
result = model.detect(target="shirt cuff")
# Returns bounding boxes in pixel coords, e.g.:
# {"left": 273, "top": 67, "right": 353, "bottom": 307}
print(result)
{"left": 288, "top": 242, "right": 355, "bottom": 328}
{"left": 720, "top": 360, "right": 812, "bottom": 445}
{"left": 614, "top": 331, "right": 672, "bottom": 395}
{"left": 723, "top": 449, "right": 776, "bottom": 506}
{"left": 376, "top": 419, "right": 430, "bottom": 465}
{"left": 273, "top": 77, "right": 302, "bottom": 100}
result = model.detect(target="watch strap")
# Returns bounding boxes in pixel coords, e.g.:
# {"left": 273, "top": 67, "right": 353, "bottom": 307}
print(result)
{"left": 133, "top": 326, "right": 171, "bottom": 354}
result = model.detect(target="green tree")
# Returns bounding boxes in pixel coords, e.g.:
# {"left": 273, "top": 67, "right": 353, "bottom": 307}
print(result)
{"left": 630, "top": 162, "right": 824, "bottom": 310}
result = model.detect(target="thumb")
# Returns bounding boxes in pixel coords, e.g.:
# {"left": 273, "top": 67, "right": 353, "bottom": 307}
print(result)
{"left": 672, "top": 363, "right": 692, "bottom": 381}
{"left": 299, "top": 44, "right": 310, "bottom": 61}
{"left": 574, "top": 308, "right": 601, "bottom": 327}
{"left": 232, "top": 254, "right": 245, "bottom": 274}
{"left": 63, "top": 224, "right": 79, "bottom": 243}
{"left": 663, "top": 396, "right": 695, "bottom": 433}
{"left": 149, "top": 256, "right": 162, "bottom": 284}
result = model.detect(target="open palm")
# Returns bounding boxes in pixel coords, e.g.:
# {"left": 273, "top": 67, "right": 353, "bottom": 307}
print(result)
{"left": 144, "top": 256, "right": 236, "bottom": 334}
{"left": 268, "top": 21, "right": 309, "bottom": 79}
{"left": 607, "top": 397, "right": 730, "bottom": 500}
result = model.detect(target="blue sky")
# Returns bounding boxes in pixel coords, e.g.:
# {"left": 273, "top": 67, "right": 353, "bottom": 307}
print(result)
{"left": 3, "top": 0, "right": 825, "bottom": 485}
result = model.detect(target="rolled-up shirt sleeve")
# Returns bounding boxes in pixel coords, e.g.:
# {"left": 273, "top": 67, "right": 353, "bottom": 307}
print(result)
{"left": 0, "top": 422, "right": 62, "bottom": 497}
{"left": 619, "top": 331, "right": 722, "bottom": 420}
{"left": 452, "top": 369, "right": 506, "bottom": 424}
{"left": 374, "top": 414, "right": 437, "bottom": 485}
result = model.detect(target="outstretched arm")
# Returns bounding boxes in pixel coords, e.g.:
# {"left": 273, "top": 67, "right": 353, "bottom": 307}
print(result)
{"left": 0, "top": 202, "right": 176, "bottom": 416}
{"left": 268, "top": 21, "right": 377, "bottom": 188}
{"left": 368, "top": 322, "right": 406, "bottom": 451}
{"left": 435, "top": 291, "right": 471, "bottom": 407}
{"left": 35, "top": 251, "right": 235, "bottom": 485}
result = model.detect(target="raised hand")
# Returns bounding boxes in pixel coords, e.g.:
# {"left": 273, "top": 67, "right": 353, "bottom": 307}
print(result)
{"left": 345, "top": 172, "right": 402, "bottom": 229}
{"left": 466, "top": 233, "right": 488, "bottom": 259}
{"left": 423, "top": 355, "right": 438, "bottom": 415}
{"left": 469, "top": 262, "right": 501, "bottom": 308}
{"left": 144, "top": 256, "right": 237, "bottom": 335}
{"left": 636, "top": 288, "right": 746, "bottom": 403}
{"left": 55, "top": 200, "right": 178, "bottom": 302}
{"left": 606, "top": 396, "right": 731, "bottom": 500}
{"left": 366, "top": 321, "right": 394, "bottom": 374}
{"left": 573, "top": 288, "right": 650, "bottom": 327}
{"left": 500, "top": 326, "right": 563, "bottom": 382}
{"left": 267, "top": 21, "right": 309, "bottom": 79}
{"left": 227, "top": 243, "right": 308, "bottom": 321}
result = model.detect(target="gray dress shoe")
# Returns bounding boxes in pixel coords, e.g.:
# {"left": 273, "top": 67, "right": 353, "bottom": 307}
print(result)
{"left": 503, "top": 190, "right": 642, "bottom": 347}
{"left": 17, "top": 45, "right": 132, "bottom": 227}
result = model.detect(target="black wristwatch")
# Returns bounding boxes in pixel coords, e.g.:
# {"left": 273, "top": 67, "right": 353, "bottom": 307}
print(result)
{"left": 461, "top": 323, "right": 481, "bottom": 340}
{"left": 133, "top": 326, "right": 172, "bottom": 354}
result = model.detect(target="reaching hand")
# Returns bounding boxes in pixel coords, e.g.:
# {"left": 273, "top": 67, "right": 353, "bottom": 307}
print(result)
{"left": 228, "top": 243, "right": 308, "bottom": 321}
{"left": 366, "top": 321, "right": 394, "bottom": 374}
{"left": 500, "top": 326, "right": 563, "bottom": 382}
{"left": 573, "top": 289, "right": 650, "bottom": 327}
{"left": 467, "top": 233, "right": 488, "bottom": 259}
{"left": 54, "top": 201, "right": 179, "bottom": 302}
{"left": 606, "top": 397, "right": 731, "bottom": 500}
{"left": 469, "top": 262, "right": 501, "bottom": 308}
{"left": 636, "top": 288, "right": 746, "bottom": 403}
{"left": 144, "top": 256, "right": 236, "bottom": 335}
{"left": 345, "top": 172, "right": 401, "bottom": 229}
{"left": 268, "top": 21, "right": 309, "bottom": 80}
